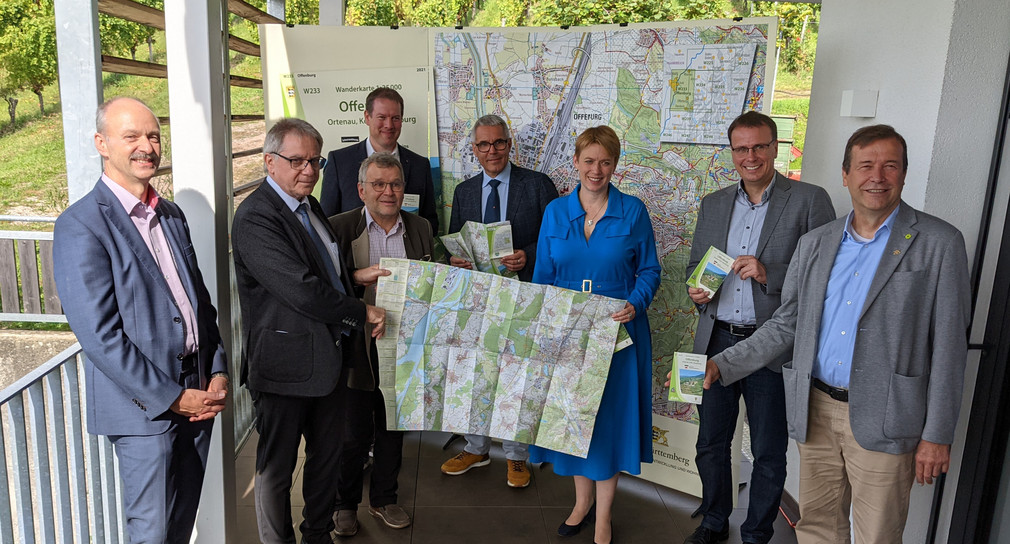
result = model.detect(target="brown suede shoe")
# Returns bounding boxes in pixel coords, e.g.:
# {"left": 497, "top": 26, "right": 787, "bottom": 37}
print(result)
{"left": 506, "top": 459, "right": 531, "bottom": 488}
{"left": 440, "top": 451, "right": 491, "bottom": 475}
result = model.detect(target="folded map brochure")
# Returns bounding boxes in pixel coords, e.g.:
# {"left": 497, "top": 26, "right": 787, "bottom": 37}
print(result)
{"left": 440, "top": 220, "right": 517, "bottom": 277}
{"left": 686, "top": 246, "right": 734, "bottom": 298}
{"left": 668, "top": 352, "right": 707, "bottom": 404}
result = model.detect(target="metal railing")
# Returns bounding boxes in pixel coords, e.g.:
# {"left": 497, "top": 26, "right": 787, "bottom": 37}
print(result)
{"left": 0, "top": 338, "right": 256, "bottom": 542}
{"left": 0, "top": 343, "right": 125, "bottom": 543}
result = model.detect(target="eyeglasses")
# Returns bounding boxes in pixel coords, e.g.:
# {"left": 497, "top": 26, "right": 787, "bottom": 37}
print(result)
{"left": 365, "top": 181, "right": 406, "bottom": 193}
{"left": 271, "top": 152, "right": 326, "bottom": 170}
{"left": 474, "top": 138, "right": 510, "bottom": 152}
{"left": 730, "top": 141, "right": 775, "bottom": 156}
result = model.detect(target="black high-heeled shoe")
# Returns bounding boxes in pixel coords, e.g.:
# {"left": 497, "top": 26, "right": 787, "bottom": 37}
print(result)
{"left": 557, "top": 502, "right": 596, "bottom": 537}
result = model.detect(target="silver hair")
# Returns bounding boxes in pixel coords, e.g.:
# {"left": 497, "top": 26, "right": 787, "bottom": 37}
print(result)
{"left": 95, "top": 97, "right": 158, "bottom": 135}
{"left": 263, "top": 118, "right": 323, "bottom": 156}
{"left": 469, "top": 114, "right": 511, "bottom": 143}
{"left": 358, "top": 152, "right": 404, "bottom": 184}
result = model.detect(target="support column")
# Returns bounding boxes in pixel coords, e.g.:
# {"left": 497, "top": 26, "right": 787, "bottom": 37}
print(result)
{"left": 266, "top": 0, "right": 286, "bottom": 21}
{"left": 163, "top": 1, "right": 237, "bottom": 542}
{"left": 319, "top": 0, "right": 345, "bottom": 26}
{"left": 54, "top": 0, "right": 103, "bottom": 205}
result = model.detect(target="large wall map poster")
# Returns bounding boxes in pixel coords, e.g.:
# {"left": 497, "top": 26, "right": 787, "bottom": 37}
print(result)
{"left": 431, "top": 21, "right": 773, "bottom": 496}
{"left": 260, "top": 18, "right": 776, "bottom": 497}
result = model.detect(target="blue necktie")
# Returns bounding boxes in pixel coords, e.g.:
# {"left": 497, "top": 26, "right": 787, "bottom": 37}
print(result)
{"left": 296, "top": 203, "right": 345, "bottom": 294}
{"left": 484, "top": 179, "right": 501, "bottom": 223}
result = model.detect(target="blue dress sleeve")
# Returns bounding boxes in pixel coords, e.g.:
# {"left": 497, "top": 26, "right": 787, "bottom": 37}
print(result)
{"left": 626, "top": 201, "right": 661, "bottom": 314}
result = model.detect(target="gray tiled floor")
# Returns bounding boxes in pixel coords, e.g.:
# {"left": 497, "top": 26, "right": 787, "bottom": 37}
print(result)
{"left": 235, "top": 431, "right": 797, "bottom": 543}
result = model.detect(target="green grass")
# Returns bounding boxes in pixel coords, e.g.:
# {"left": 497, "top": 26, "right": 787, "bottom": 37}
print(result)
{"left": 0, "top": 27, "right": 265, "bottom": 218}
{"left": 0, "top": 112, "right": 68, "bottom": 215}
{"left": 0, "top": 321, "right": 71, "bottom": 331}
{"left": 774, "top": 69, "right": 813, "bottom": 94}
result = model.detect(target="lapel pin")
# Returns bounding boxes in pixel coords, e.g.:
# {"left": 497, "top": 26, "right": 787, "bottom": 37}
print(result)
{"left": 905, "top": 233, "right": 912, "bottom": 239}
{"left": 893, "top": 249, "right": 901, "bottom": 255}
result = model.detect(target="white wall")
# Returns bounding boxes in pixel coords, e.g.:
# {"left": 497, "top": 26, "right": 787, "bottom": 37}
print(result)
{"left": 795, "top": 0, "right": 1010, "bottom": 541}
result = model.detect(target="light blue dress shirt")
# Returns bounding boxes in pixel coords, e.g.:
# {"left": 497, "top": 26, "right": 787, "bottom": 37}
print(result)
{"left": 480, "top": 162, "right": 511, "bottom": 221}
{"left": 814, "top": 207, "right": 899, "bottom": 388}
{"left": 715, "top": 180, "right": 773, "bottom": 325}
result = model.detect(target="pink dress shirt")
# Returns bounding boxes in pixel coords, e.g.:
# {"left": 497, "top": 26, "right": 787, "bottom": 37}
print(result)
{"left": 101, "top": 175, "right": 199, "bottom": 356}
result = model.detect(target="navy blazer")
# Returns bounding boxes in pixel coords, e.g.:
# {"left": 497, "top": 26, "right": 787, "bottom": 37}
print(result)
{"left": 320, "top": 140, "right": 438, "bottom": 233}
{"left": 53, "top": 180, "right": 227, "bottom": 436}
{"left": 232, "top": 182, "right": 365, "bottom": 398}
{"left": 448, "top": 163, "right": 558, "bottom": 281}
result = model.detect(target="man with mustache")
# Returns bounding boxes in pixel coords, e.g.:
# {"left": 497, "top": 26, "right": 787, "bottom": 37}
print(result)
{"left": 53, "top": 96, "right": 229, "bottom": 542}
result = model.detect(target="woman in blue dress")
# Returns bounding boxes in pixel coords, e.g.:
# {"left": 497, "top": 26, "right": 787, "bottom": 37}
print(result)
{"left": 529, "top": 126, "right": 661, "bottom": 544}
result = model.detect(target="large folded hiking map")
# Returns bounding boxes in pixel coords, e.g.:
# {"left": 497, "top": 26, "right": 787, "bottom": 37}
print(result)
{"left": 374, "top": 258, "right": 627, "bottom": 457}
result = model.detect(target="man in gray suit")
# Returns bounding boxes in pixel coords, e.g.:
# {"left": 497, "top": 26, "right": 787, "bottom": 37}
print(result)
{"left": 684, "top": 111, "right": 834, "bottom": 544}
{"left": 442, "top": 114, "right": 559, "bottom": 486}
{"left": 54, "top": 97, "right": 228, "bottom": 543}
{"left": 704, "top": 125, "right": 971, "bottom": 543}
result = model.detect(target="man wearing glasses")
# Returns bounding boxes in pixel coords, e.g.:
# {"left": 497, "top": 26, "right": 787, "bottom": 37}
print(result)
{"left": 321, "top": 87, "right": 438, "bottom": 233}
{"left": 233, "top": 118, "right": 386, "bottom": 544}
{"left": 683, "top": 111, "right": 834, "bottom": 544}
{"left": 327, "top": 152, "right": 435, "bottom": 535}
{"left": 442, "top": 114, "right": 559, "bottom": 487}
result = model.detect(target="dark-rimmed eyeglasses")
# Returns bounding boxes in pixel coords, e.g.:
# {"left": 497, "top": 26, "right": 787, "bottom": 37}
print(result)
{"left": 474, "top": 139, "right": 510, "bottom": 152}
{"left": 365, "top": 181, "right": 406, "bottom": 193}
{"left": 729, "top": 141, "right": 775, "bottom": 156}
{"left": 271, "top": 152, "right": 326, "bottom": 170}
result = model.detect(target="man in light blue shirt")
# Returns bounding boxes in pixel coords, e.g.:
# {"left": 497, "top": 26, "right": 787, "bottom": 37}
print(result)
{"left": 814, "top": 207, "right": 896, "bottom": 389}
{"left": 684, "top": 111, "right": 834, "bottom": 544}
{"left": 703, "top": 125, "right": 971, "bottom": 543}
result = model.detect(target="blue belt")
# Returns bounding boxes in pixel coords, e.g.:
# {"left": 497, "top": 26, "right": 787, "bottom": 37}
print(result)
{"left": 554, "top": 278, "right": 633, "bottom": 294}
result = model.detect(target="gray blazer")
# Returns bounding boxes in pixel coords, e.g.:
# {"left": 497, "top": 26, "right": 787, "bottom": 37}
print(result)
{"left": 688, "top": 173, "right": 835, "bottom": 371}
{"left": 53, "top": 180, "right": 228, "bottom": 435}
{"left": 713, "top": 202, "right": 971, "bottom": 454}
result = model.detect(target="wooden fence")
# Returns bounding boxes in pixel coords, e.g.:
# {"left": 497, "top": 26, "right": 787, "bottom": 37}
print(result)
{"left": 0, "top": 231, "right": 65, "bottom": 324}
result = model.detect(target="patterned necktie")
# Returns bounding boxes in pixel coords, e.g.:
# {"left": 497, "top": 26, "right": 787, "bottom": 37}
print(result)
{"left": 484, "top": 179, "right": 502, "bottom": 223}
{"left": 296, "top": 203, "right": 345, "bottom": 294}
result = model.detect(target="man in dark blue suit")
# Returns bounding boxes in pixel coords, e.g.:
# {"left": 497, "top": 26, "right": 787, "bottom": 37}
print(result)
{"left": 320, "top": 87, "right": 438, "bottom": 233}
{"left": 53, "top": 97, "right": 228, "bottom": 543}
{"left": 441, "top": 114, "right": 558, "bottom": 487}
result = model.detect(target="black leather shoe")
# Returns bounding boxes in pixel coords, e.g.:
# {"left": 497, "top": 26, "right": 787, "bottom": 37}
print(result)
{"left": 684, "top": 524, "right": 729, "bottom": 544}
{"left": 557, "top": 502, "right": 596, "bottom": 537}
